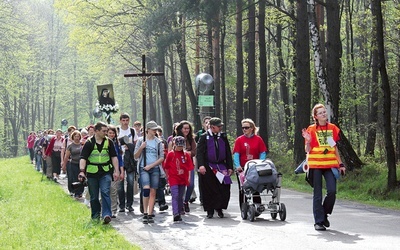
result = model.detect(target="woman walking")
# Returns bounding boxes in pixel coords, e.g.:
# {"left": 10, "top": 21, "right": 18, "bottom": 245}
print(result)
{"left": 302, "top": 103, "right": 346, "bottom": 231}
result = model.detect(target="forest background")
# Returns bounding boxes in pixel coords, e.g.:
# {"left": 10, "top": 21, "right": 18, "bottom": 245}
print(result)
{"left": 1, "top": 0, "right": 400, "bottom": 191}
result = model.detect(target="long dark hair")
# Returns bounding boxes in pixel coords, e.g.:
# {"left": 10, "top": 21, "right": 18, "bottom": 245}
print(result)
{"left": 175, "top": 120, "right": 194, "bottom": 145}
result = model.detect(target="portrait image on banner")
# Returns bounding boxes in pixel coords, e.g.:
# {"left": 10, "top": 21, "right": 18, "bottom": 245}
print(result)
{"left": 97, "top": 84, "right": 115, "bottom": 107}
{"left": 96, "top": 84, "right": 119, "bottom": 124}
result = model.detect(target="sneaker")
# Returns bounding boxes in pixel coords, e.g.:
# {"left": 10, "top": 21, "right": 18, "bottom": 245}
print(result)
{"left": 103, "top": 215, "right": 111, "bottom": 224}
{"left": 189, "top": 197, "right": 196, "bottom": 203}
{"left": 127, "top": 206, "right": 134, "bottom": 212}
{"left": 148, "top": 216, "right": 154, "bottom": 223}
{"left": 314, "top": 223, "right": 326, "bottom": 231}
{"left": 216, "top": 209, "right": 224, "bottom": 218}
{"left": 184, "top": 202, "right": 190, "bottom": 213}
{"left": 173, "top": 214, "right": 182, "bottom": 222}
{"left": 142, "top": 214, "right": 148, "bottom": 224}
{"left": 119, "top": 208, "right": 125, "bottom": 213}
{"left": 53, "top": 177, "right": 58, "bottom": 183}
{"left": 111, "top": 214, "right": 117, "bottom": 218}
{"left": 323, "top": 215, "right": 330, "bottom": 228}
{"left": 159, "top": 204, "right": 169, "bottom": 211}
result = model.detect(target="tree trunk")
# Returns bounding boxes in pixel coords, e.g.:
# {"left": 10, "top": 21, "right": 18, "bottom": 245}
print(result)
{"left": 294, "top": 0, "right": 311, "bottom": 164}
{"left": 169, "top": 48, "right": 179, "bottom": 123}
{"left": 258, "top": 0, "right": 269, "bottom": 148}
{"left": 212, "top": 7, "right": 221, "bottom": 118}
{"left": 247, "top": 0, "right": 257, "bottom": 121}
{"left": 180, "top": 16, "right": 188, "bottom": 120}
{"left": 365, "top": 46, "right": 379, "bottom": 156}
{"left": 308, "top": 0, "right": 363, "bottom": 170}
{"left": 175, "top": 40, "right": 201, "bottom": 131}
{"left": 371, "top": 0, "right": 397, "bottom": 190}
{"left": 155, "top": 52, "right": 173, "bottom": 137}
{"left": 147, "top": 57, "right": 156, "bottom": 122}
{"left": 235, "top": 0, "right": 244, "bottom": 137}
{"left": 221, "top": 0, "right": 227, "bottom": 127}
{"left": 276, "top": 0, "right": 289, "bottom": 148}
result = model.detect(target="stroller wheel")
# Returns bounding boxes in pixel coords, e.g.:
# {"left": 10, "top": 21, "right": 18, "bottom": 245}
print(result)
{"left": 241, "top": 202, "right": 248, "bottom": 220}
{"left": 271, "top": 212, "right": 278, "bottom": 220}
{"left": 248, "top": 205, "right": 256, "bottom": 222}
{"left": 279, "top": 203, "right": 287, "bottom": 221}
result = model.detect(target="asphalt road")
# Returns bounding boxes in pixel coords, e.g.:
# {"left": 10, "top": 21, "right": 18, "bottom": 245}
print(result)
{"left": 59, "top": 175, "right": 400, "bottom": 250}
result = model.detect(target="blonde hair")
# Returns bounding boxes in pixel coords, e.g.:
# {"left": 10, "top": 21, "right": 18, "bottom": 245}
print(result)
{"left": 241, "top": 118, "right": 257, "bottom": 134}
{"left": 312, "top": 103, "right": 326, "bottom": 125}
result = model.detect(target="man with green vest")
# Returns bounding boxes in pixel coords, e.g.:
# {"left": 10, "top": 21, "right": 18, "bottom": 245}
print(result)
{"left": 79, "top": 122, "right": 120, "bottom": 224}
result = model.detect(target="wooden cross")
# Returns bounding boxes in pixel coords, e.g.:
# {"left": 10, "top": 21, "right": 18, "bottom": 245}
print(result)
{"left": 124, "top": 55, "right": 164, "bottom": 165}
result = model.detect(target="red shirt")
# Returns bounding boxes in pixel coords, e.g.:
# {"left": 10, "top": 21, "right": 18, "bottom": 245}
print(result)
{"left": 233, "top": 135, "right": 268, "bottom": 167}
{"left": 164, "top": 150, "right": 194, "bottom": 186}
{"left": 27, "top": 134, "right": 36, "bottom": 149}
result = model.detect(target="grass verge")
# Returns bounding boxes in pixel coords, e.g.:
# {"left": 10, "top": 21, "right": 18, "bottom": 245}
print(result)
{"left": 0, "top": 157, "right": 139, "bottom": 250}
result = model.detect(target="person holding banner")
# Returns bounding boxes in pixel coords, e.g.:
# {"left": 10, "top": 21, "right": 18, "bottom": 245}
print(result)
{"left": 302, "top": 103, "right": 346, "bottom": 231}
{"left": 134, "top": 121, "right": 164, "bottom": 224}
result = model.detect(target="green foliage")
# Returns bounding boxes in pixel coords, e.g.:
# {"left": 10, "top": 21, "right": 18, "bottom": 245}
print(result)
{"left": 0, "top": 157, "right": 139, "bottom": 249}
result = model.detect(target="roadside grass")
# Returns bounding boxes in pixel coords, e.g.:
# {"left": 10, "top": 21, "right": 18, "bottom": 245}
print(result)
{"left": 0, "top": 157, "right": 139, "bottom": 250}
{"left": 271, "top": 151, "right": 400, "bottom": 210}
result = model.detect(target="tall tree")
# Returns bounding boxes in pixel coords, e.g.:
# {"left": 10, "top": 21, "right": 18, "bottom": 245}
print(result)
{"left": 235, "top": 0, "right": 244, "bottom": 137}
{"left": 247, "top": 0, "right": 257, "bottom": 121}
{"left": 294, "top": 0, "right": 311, "bottom": 164}
{"left": 371, "top": 0, "right": 397, "bottom": 189}
{"left": 258, "top": 0, "right": 269, "bottom": 147}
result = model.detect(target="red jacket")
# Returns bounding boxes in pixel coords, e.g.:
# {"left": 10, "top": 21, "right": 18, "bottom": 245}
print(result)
{"left": 45, "top": 137, "right": 64, "bottom": 156}
{"left": 164, "top": 150, "right": 194, "bottom": 186}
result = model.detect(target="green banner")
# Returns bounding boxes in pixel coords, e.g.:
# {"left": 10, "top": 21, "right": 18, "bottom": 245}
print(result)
{"left": 198, "top": 95, "right": 214, "bottom": 107}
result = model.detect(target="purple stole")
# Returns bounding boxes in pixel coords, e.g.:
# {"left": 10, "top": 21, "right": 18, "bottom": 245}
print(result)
{"left": 206, "top": 133, "right": 232, "bottom": 184}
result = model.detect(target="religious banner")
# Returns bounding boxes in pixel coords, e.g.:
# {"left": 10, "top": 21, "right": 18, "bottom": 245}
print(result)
{"left": 95, "top": 84, "right": 119, "bottom": 124}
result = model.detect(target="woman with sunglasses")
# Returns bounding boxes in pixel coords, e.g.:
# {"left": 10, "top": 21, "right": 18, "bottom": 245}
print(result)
{"left": 233, "top": 118, "right": 268, "bottom": 207}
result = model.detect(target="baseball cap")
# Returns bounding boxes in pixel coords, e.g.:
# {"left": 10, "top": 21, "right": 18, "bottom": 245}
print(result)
{"left": 146, "top": 121, "right": 161, "bottom": 130}
{"left": 174, "top": 136, "right": 186, "bottom": 147}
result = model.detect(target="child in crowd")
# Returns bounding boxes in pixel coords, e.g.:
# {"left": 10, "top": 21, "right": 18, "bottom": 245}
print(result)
{"left": 164, "top": 136, "right": 194, "bottom": 222}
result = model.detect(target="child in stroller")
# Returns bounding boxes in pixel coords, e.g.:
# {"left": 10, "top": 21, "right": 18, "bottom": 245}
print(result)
{"left": 238, "top": 159, "right": 286, "bottom": 222}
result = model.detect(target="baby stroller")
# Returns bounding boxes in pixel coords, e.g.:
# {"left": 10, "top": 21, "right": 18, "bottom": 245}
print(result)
{"left": 238, "top": 159, "right": 286, "bottom": 222}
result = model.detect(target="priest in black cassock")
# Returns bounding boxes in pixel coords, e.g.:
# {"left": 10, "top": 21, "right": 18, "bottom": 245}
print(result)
{"left": 197, "top": 117, "right": 233, "bottom": 219}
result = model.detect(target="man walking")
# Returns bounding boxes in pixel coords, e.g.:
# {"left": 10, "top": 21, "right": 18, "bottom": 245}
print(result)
{"left": 197, "top": 117, "right": 233, "bottom": 219}
{"left": 79, "top": 122, "right": 120, "bottom": 224}
{"left": 117, "top": 113, "right": 138, "bottom": 213}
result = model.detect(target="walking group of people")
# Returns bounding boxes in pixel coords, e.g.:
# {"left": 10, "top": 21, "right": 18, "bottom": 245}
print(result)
{"left": 28, "top": 103, "right": 346, "bottom": 230}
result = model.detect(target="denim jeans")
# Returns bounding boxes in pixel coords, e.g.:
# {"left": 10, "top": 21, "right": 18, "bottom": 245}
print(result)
{"left": 139, "top": 166, "right": 160, "bottom": 188}
{"left": 184, "top": 170, "right": 195, "bottom": 203}
{"left": 156, "top": 177, "right": 167, "bottom": 205}
{"left": 312, "top": 168, "right": 337, "bottom": 224}
{"left": 35, "top": 154, "right": 42, "bottom": 171}
{"left": 118, "top": 171, "right": 135, "bottom": 208}
{"left": 87, "top": 173, "right": 112, "bottom": 220}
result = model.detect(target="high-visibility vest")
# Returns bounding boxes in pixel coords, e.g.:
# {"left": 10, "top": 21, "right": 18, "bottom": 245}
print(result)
{"left": 87, "top": 138, "right": 111, "bottom": 173}
{"left": 307, "top": 123, "right": 339, "bottom": 169}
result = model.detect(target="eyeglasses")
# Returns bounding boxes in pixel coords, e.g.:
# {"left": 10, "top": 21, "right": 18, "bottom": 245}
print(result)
{"left": 242, "top": 127, "right": 251, "bottom": 130}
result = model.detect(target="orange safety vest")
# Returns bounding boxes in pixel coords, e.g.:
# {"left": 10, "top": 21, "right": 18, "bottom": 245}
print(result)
{"left": 306, "top": 123, "right": 340, "bottom": 169}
